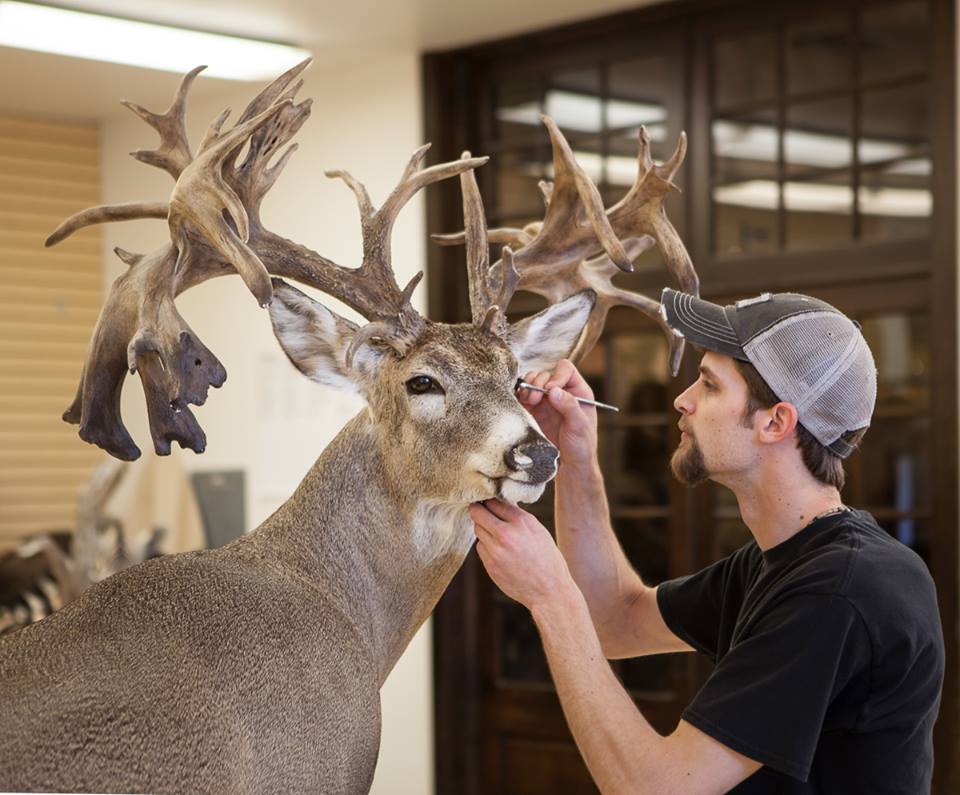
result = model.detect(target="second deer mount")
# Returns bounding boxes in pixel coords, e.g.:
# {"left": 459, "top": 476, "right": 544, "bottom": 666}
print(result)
{"left": 45, "top": 58, "right": 698, "bottom": 462}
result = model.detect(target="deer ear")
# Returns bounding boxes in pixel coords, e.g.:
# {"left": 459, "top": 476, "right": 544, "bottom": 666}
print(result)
{"left": 268, "top": 280, "right": 361, "bottom": 393}
{"left": 507, "top": 291, "right": 595, "bottom": 373}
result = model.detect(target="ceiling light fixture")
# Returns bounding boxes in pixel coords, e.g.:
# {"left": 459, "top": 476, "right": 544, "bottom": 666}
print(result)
{"left": 0, "top": 1, "right": 311, "bottom": 81}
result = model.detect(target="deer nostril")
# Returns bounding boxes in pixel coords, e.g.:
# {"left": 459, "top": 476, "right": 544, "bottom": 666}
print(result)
{"left": 505, "top": 447, "right": 534, "bottom": 471}
{"left": 514, "top": 451, "right": 533, "bottom": 469}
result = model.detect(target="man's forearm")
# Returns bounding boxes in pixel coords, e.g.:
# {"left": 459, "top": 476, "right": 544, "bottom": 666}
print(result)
{"left": 531, "top": 581, "right": 671, "bottom": 794}
{"left": 554, "top": 459, "right": 642, "bottom": 628}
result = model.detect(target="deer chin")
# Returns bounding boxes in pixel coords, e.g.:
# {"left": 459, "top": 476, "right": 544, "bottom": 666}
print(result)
{"left": 497, "top": 478, "right": 547, "bottom": 505}
{"left": 475, "top": 472, "right": 546, "bottom": 505}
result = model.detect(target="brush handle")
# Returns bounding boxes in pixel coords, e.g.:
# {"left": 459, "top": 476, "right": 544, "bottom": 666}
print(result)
{"left": 516, "top": 381, "right": 620, "bottom": 413}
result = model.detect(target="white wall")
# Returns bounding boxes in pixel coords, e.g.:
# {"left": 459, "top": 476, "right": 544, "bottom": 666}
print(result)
{"left": 100, "top": 52, "right": 434, "bottom": 794}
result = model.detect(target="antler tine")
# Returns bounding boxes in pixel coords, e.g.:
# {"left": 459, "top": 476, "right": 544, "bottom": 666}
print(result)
{"left": 541, "top": 115, "right": 633, "bottom": 273}
{"left": 434, "top": 115, "right": 698, "bottom": 368}
{"left": 45, "top": 202, "right": 169, "bottom": 247}
{"left": 459, "top": 150, "right": 492, "bottom": 325}
{"left": 122, "top": 65, "right": 206, "bottom": 179}
{"left": 431, "top": 226, "right": 534, "bottom": 248}
{"left": 322, "top": 147, "right": 488, "bottom": 322}
{"left": 236, "top": 57, "right": 312, "bottom": 124}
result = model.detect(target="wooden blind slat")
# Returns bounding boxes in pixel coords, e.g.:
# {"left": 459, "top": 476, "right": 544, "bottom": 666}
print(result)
{"left": 0, "top": 137, "right": 101, "bottom": 167}
{"left": 0, "top": 155, "right": 99, "bottom": 184}
{"left": 0, "top": 114, "right": 101, "bottom": 547}
{"left": 0, "top": 118, "right": 97, "bottom": 148}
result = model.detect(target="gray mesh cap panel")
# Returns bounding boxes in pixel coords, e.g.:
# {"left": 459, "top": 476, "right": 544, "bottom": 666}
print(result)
{"left": 742, "top": 310, "right": 877, "bottom": 454}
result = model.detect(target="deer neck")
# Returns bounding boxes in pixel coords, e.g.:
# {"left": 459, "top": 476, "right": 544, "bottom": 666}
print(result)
{"left": 249, "top": 411, "right": 476, "bottom": 685}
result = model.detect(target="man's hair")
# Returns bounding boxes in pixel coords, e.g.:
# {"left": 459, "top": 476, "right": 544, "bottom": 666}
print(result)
{"left": 733, "top": 359, "right": 866, "bottom": 490}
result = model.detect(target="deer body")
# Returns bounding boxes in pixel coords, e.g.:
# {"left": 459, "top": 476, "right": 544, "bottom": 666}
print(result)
{"left": 0, "top": 411, "right": 477, "bottom": 793}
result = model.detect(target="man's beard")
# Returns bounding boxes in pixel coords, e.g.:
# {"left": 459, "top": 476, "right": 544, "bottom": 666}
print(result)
{"left": 670, "top": 433, "right": 708, "bottom": 486}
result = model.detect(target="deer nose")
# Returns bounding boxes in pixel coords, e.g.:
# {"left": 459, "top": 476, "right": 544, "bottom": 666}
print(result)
{"left": 504, "top": 439, "right": 559, "bottom": 482}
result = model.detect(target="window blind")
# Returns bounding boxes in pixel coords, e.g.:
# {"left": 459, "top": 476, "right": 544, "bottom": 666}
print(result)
{"left": 0, "top": 115, "right": 103, "bottom": 551}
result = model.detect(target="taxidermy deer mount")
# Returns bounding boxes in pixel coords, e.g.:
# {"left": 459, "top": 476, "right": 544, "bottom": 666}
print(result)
{"left": 0, "top": 60, "right": 698, "bottom": 793}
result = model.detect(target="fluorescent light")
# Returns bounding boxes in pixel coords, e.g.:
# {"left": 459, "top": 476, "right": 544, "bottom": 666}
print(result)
{"left": 714, "top": 179, "right": 932, "bottom": 217}
{"left": 0, "top": 2, "right": 311, "bottom": 81}
{"left": 713, "top": 119, "right": 932, "bottom": 174}
{"left": 497, "top": 90, "right": 667, "bottom": 136}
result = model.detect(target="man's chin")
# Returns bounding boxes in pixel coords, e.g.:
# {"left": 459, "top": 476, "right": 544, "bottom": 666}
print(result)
{"left": 670, "top": 447, "right": 709, "bottom": 487}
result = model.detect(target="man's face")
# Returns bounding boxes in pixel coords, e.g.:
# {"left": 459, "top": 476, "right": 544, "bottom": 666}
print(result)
{"left": 670, "top": 352, "right": 758, "bottom": 487}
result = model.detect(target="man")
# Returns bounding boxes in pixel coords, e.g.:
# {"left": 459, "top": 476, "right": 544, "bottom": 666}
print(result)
{"left": 471, "top": 289, "right": 945, "bottom": 794}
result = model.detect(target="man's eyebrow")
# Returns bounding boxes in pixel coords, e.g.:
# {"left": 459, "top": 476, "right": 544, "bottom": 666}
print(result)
{"left": 698, "top": 364, "right": 719, "bottom": 381}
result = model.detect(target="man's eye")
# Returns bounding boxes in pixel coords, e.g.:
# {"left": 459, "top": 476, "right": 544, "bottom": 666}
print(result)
{"left": 702, "top": 380, "right": 715, "bottom": 391}
{"left": 406, "top": 375, "right": 442, "bottom": 395}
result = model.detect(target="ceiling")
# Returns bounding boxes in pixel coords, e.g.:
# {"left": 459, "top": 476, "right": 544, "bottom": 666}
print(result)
{"left": 0, "top": 0, "right": 665, "bottom": 121}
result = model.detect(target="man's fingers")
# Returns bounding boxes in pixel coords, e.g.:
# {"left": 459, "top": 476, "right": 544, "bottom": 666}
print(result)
{"left": 547, "top": 386, "right": 594, "bottom": 425}
{"left": 484, "top": 498, "right": 523, "bottom": 522}
{"left": 545, "top": 359, "right": 594, "bottom": 400}
{"left": 469, "top": 501, "right": 511, "bottom": 532}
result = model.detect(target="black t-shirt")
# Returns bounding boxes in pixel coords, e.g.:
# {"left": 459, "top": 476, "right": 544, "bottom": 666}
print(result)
{"left": 656, "top": 509, "right": 944, "bottom": 794}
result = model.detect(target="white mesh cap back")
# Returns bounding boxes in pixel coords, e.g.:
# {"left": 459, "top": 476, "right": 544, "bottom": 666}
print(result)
{"left": 742, "top": 311, "right": 877, "bottom": 454}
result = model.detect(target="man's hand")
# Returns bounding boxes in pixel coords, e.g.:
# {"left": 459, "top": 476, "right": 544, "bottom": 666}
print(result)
{"left": 470, "top": 499, "right": 575, "bottom": 610}
{"left": 518, "top": 359, "right": 598, "bottom": 469}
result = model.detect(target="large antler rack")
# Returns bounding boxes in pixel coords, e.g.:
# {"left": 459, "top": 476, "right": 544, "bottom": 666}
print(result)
{"left": 46, "top": 61, "right": 485, "bottom": 461}
{"left": 434, "top": 116, "right": 699, "bottom": 375}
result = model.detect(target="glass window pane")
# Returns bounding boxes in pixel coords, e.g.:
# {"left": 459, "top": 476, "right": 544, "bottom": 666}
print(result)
{"left": 545, "top": 67, "right": 603, "bottom": 137}
{"left": 858, "top": 311, "right": 929, "bottom": 412}
{"left": 608, "top": 332, "right": 670, "bottom": 408}
{"left": 714, "top": 31, "right": 777, "bottom": 110}
{"left": 607, "top": 55, "right": 670, "bottom": 146}
{"left": 784, "top": 97, "right": 853, "bottom": 249}
{"left": 858, "top": 416, "right": 931, "bottom": 510}
{"left": 494, "top": 74, "right": 543, "bottom": 144}
{"left": 614, "top": 517, "right": 670, "bottom": 584}
{"left": 602, "top": 426, "right": 671, "bottom": 506}
{"left": 712, "top": 107, "right": 779, "bottom": 255}
{"left": 787, "top": 13, "right": 852, "bottom": 96}
{"left": 495, "top": 147, "right": 551, "bottom": 218}
{"left": 858, "top": 83, "right": 931, "bottom": 242}
{"left": 498, "top": 599, "right": 551, "bottom": 684}
{"left": 860, "top": 1, "right": 930, "bottom": 84}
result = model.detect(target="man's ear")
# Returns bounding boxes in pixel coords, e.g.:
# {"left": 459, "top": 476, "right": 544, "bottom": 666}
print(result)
{"left": 268, "top": 279, "right": 364, "bottom": 393}
{"left": 758, "top": 402, "right": 800, "bottom": 445}
{"left": 507, "top": 291, "right": 595, "bottom": 373}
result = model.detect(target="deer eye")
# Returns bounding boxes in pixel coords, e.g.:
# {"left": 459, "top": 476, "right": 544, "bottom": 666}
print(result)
{"left": 406, "top": 375, "right": 442, "bottom": 395}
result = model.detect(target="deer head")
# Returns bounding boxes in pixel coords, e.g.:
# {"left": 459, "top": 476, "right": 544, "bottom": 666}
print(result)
{"left": 46, "top": 62, "right": 697, "bottom": 508}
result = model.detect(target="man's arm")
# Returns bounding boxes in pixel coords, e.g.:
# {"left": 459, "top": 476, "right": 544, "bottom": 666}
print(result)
{"left": 471, "top": 500, "right": 761, "bottom": 795}
{"left": 522, "top": 360, "right": 690, "bottom": 658}
{"left": 534, "top": 581, "right": 761, "bottom": 795}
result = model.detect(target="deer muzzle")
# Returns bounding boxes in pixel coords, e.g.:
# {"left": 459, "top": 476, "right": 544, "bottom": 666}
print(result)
{"left": 504, "top": 438, "right": 559, "bottom": 483}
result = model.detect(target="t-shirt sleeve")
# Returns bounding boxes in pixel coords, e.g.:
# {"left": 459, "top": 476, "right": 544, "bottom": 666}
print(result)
{"left": 681, "top": 593, "right": 869, "bottom": 782}
{"left": 657, "top": 547, "right": 753, "bottom": 660}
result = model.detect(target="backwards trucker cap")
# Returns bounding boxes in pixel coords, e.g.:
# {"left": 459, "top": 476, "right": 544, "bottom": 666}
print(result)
{"left": 660, "top": 289, "right": 877, "bottom": 459}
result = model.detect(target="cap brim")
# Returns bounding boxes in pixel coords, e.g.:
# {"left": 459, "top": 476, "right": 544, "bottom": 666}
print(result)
{"left": 660, "top": 289, "right": 747, "bottom": 361}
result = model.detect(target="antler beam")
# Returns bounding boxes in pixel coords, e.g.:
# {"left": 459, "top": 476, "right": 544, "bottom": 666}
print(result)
{"left": 46, "top": 62, "right": 488, "bottom": 460}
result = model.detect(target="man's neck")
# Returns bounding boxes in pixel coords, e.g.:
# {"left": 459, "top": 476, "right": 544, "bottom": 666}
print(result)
{"left": 724, "top": 459, "right": 845, "bottom": 551}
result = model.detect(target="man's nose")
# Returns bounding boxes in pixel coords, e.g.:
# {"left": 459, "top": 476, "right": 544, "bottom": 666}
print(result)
{"left": 673, "top": 383, "right": 695, "bottom": 414}
{"left": 505, "top": 437, "right": 559, "bottom": 482}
